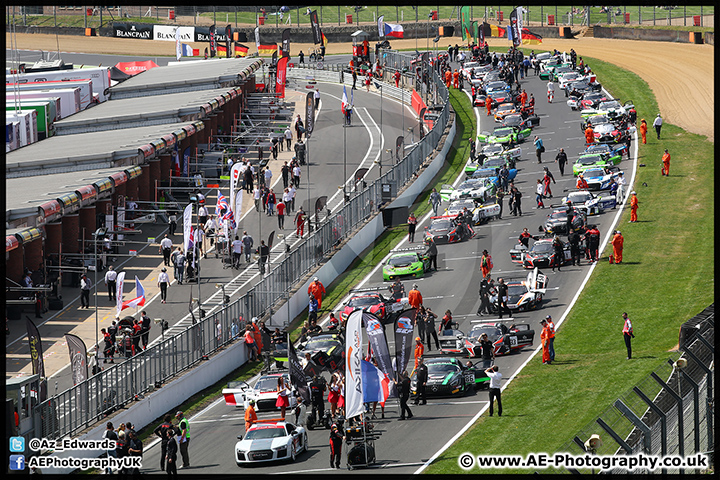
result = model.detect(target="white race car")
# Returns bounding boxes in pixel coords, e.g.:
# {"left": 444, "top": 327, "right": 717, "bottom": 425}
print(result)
{"left": 235, "top": 421, "right": 308, "bottom": 465}
{"left": 561, "top": 190, "right": 617, "bottom": 216}
{"left": 440, "top": 177, "right": 496, "bottom": 202}
{"left": 222, "top": 372, "right": 297, "bottom": 412}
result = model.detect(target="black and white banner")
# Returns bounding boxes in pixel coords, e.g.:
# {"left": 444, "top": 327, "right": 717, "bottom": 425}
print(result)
{"left": 113, "top": 23, "right": 153, "bottom": 40}
{"left": 65, "top": 333, "right": 88, "bottom": 386}
{"left": 154, "top": 25, "right": 194, "bottom": 42}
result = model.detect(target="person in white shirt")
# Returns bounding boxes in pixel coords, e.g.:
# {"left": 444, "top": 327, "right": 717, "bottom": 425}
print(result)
{"left": 197, "top": 205, "right": 208, "bottom": 226}
{"left": 264, "top": 167, "right": 273, "bottom": 186}
{"left": 284, "top": 127, "right": 292, "bottom": 150}
{"left": 485, "top": 365, "right": 503, "bottom": 416}
{"left": 104, "top": 265, "right": 118, "bottom": 301}
{"left": 292, "top": 165, "right": 301, "bottom": 188}
{"left": 253, "top": 187, "right": 261, "bottom": 212}
{"left": 547, "top": 81, "right": 555, "bottom": 103}
{"left": 232, "top": 235, "right": 244, "bottom": 269}
{"left": 652, "top": 113, "right": 663, "bottom": 139}
{"left": 195, "top": 227, "right": 205, "bottom": 258}
{"left": 160, "top": 235, "right": 173, "bottom": 266}
{"left": 288, "top": 185, "right": 297, "bottom": 212}
{"left": 204, "top": 215, "right": 217, "bottom": 246}
{"left": 314, "top": 88, "right": 320, "bottom": 109}
{"left": 80, "top": 274, "right": 93, "bottom": 308}
{"left": 158, "top": 267, "right": 170, "bottom": 304}
{"left": 616, "top": 171, "right": 626, "bottom": 205}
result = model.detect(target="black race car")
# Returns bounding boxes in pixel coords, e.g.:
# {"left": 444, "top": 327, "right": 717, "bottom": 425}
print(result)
{"left": 423, "top": 215, "right": 474, "bottom": 244}
{"left": 510, "top": 238, "right": 573, "bottom": 269}
{"left": 410, "top": 357, "right": 487, "bottom": 399}
{"left": 540, "top": 206, "right": 586, "bottom": 236}
{"left": 440, "top": 322, "right": 535, "bottom": 357}
{"left": 297, "top": 333, "right": 345, "bottom": 371}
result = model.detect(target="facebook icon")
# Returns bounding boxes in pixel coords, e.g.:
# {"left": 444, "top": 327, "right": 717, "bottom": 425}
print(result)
{"left": 9, "top": 454, "right": 25, "bottom": 471}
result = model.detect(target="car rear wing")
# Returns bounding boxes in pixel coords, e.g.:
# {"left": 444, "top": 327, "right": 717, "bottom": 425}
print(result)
{"left": 348, "top": 286, "right": 387, "bottom": 294}
{"left": 527, "top": 267, "right": 548, "bottom": 294}
{"left": 390, "top": 245, "right": 427, "bottom": 254}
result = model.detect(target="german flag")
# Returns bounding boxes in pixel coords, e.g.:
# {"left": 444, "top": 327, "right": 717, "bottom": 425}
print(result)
{"left": 490, "top": 24, "right": 506, "bottom": 37}
{"left": 217, "top": 44, "right": 228, "bottom": 57}
{"left": 521, "top": 28, "right": 543, "bottom": 45}
{"left": 258, "top": 43, "right": 278, "bottom": 56}
{"left": 234, "top": 44, "right": 249, "bottom": 57}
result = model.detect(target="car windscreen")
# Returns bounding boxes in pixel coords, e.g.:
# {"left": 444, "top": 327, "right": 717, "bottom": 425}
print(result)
{"left": 568, "top": 192, "right": 592, "bottom": 202}
{"left": 531, "top": 242, "right": 554, "bottom": 253}
{"left": 577, "top": 155, "right": 602, "bottom": 165}
{"left": 483, "top": 158, "right": 506, "bottom": 168}
{"left": 600, "top": 101, "right": 621, "bottom": 110}
{"left": 427, "top": 362, "right": 461, "bottom": 374}
{"left": 388, "top": 255, "right": 417, "bottom": 266}
{"left": 348, "top": 296, "right": 379, "bottom": 307}
{"left": 503, "top": 115, "right": 522, "bottom": 126}
{"left": 469, "top": 326, "right": 502, "bottom": 340}
{"left": 507, "top": 284, "right": 527, "bottom": 295}
{"left": 493, "top": 128, "right": 513, "bottom": 137}
{"left": 430, "top": 219, "right": 454, "bottom": 231}
{"left": 255, "top": 376, "right": 284, "bottom": 391}
{"left": 582, "top": 169, "right": 606, "bottom": 178}
{"left": 305, "top": 338, "right": 341, "bottom": 350}
{"left": 245, "top": 427, "right": 287, "bottom": 440}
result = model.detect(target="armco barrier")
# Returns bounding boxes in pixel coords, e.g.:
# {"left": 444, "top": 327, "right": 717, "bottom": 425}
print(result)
{"left": 32, "top": 50, "right": 452, "bottom": 444}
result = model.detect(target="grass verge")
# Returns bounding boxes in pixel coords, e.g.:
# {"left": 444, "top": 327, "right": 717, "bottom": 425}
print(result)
{"left": 424, "top": 54, "right": 714, "bottom": 474}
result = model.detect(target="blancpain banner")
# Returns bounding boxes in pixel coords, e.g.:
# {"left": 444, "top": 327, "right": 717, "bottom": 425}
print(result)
{"left": 154, "top": 25, "right": 195, "bottom": 42}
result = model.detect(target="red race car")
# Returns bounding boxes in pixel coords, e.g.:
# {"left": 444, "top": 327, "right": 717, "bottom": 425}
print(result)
{"left": 340, "top": 288, "right": 391, "bottom": 323}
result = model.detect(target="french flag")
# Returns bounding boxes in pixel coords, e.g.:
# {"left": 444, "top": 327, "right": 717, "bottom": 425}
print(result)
{"left": 383, "top": 22, "right": 404, "bottom": 39}
{"left": 121, "top": 276, "right": 146, "bottom": 311}
{"left": 341, "top": 85, "right": 348, "bottom": 114}
{"left": 361, "top": 360, "right": 390, "bottom": 406}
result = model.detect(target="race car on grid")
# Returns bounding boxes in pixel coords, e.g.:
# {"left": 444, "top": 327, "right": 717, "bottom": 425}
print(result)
{"left": 510, "top": 238, "right": 573, "bottom": 269}
{"left": 562, "top": 190, "right": 617, "bottom": 216}
{"left": 410, "top": 357, "right": 487, "bottom": 399}
{"left": 573, "top": 152, "right": 622, "bottom": 176}
{"left": 339, "top": 288, "right": 391, "bottom": 323}
{"left": 568, "top": 91, "right": 608, "bottom": 111}
{"left": 493, "top": 102, "right": 518, "bottom": 122}
{"left": 581, "top": 166, "right": 624, "bottom": 191}
{"left": 502, "top": 113, "right": 540, "bottom": 130}
{"left": 297, "top": 333, "right": 346, "bottom": 370}
{"left": 477, "top": 125, "right": 531, "bottom": 145}
{"left": 235, "top": 421, "right": 308, "bottom": 465}
{"left": 440, "top": 177, "right": 496, "bottom": 202}
{"left": 468, "top": 164, "right": 518, "bottom": 185}
{"left": 540, "top": 206, "right": 587, "bottom": 236}
{"left": 222, "top": 372, "right": 297, "bottom": 412}
{"left": 580, "top": 99, "right": 634, "bottom": 120}
{"left": 580, "top": 142, "right": 628, "bottom": 159}
{"left": 445, "top": 198, "right": 501, "bottom": 226}
{"left": 382, "top": 246, "right": 431, "bottom": 281}
{"left": 488, "top": 268, "right": 548, "bottom": 311}
{"left": 423, "top": 215, "right": 474, "bottom": 244}
{"left": 440, "top": 322, "right": 535, "bottom": 357}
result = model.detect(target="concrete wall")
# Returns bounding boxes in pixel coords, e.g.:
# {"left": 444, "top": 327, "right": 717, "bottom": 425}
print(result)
{"left": 42, "top": 337, "right": 248, "bottom": 474}
{"left": 594, "top": 25, "right": 709, "bottom": 43}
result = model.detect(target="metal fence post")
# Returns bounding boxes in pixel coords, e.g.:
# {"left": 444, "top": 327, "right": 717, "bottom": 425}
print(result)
{"left": 614, "top": 399, "right": 652, "bottom": 455}
{"left": 651, "top": 372, "right": 684, "bottom": 462}
{"left": 679, "top": 369, "right": 701, "bottom": 454}
{"left": 683, "top": 347, "right": 714, "bottom": 453}
{"left": 596, "top": 417, "right": 633, "bottom": 454}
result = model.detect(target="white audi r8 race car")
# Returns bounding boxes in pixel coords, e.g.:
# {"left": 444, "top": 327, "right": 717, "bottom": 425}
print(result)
{"left": 235, "top": 421, "right": 308, "bottom": 465}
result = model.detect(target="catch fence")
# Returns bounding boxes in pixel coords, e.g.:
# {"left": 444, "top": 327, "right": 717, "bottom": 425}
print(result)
{"left": 6, "top": 6, "right": 714, "bottom": 30}
{"left": 543, "top": 305, "right": 714, "bottom": 475}
{"left": 32, "top": 50, "right": 450, "bottom": 441}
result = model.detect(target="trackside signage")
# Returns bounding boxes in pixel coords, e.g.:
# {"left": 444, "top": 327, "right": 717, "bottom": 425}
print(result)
{"left": 154, "top": 25, "right": 195, "bottom": 42}
{"left": 113, "top": 23, "right": 152, "bottom": 40}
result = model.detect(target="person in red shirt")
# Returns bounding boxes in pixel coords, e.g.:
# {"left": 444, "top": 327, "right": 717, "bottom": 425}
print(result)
{"left": 576, "top": 174, "right": 589, "bottom": 189}
{"left": 629, "top": 191, "right": 639, "bottom": 222}
{"left": 308, "top": 277, "right": 326, "bottom": 309}
{"left": 393, "top": 69, "right": 401, "bottom": 88}
{"left": 519, "top": 89, "right": 528, "bottom": 107}
{"left": 413, "top": 337, "right": 424, "bottom": 369}
{"left": 408, "top": 284, "right": 423, "bottom": 310}
{"left": 276, "top": 200, "right": 286, "bottom": 229}
{"left": 661, "top": 149, "right": 671, "bottom": 176}
{"left": 610, "top": 230, "right": 624, "bottom": 264}
{"left": 540, "top": 318, "right": 552, "bottom": 364}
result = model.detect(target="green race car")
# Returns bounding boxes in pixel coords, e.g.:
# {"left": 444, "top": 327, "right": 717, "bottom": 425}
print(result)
{"left": 572, "top": 152, "right": 622, "bottom": 176}
{"left": 477, "top": 126, "right": 531, "bottom": 145}
{"left": 382, "top": 250, "right": 431, "bottom": 281}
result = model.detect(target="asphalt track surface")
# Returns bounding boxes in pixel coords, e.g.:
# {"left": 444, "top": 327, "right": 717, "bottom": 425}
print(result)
{"left": 136, "top": 60, "right": 636, "bottom": 474}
